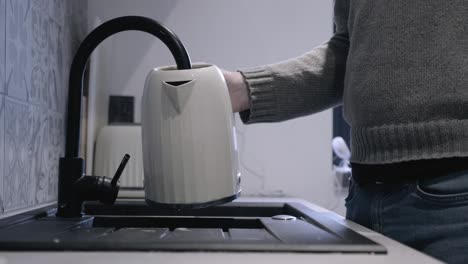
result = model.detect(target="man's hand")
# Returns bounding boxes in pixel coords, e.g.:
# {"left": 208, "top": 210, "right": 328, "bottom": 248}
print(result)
{"left": 222, "top": 70, "right": 250, "bottom": 113}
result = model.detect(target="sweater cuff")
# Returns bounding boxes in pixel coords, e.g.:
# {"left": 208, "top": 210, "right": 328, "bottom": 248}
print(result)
{"left": 238, "top": 67, "right": 277, "bottom": 124}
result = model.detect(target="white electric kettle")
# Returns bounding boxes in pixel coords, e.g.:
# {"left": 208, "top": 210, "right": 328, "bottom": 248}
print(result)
{"left": 141, "top": 63, "right": 241, "bottom": 208}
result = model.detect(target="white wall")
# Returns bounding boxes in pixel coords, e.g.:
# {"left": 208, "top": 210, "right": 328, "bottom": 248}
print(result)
{"left": 87, "top": 0, "right": 345, "bottom": 214}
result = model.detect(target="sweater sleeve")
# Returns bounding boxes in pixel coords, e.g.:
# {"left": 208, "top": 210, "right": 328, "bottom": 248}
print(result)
{"left": 239, "top": 0, "right": 350, "bottom": 123}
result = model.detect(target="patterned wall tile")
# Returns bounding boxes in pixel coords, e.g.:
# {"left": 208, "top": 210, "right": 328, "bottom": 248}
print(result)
{"left": 46, "top": 0, "right": 66, "bottom": 113}
{"left": 6, "top": 0, "right": 51, "bottom": 106}
{"left": 3, "top": 96, "right": 65, "bottom": 211}
{"left": 5, "top": 0, "right": 30, "bottom": 101}
{"left": 28, "top": 105, "right": 51, "bottom": 205}
{"left": 4, "top": 97, "right": 34, "bottom": 212}
{"left": 1, "top": 0, "right": 5, "bottom": 94}
{"left": 47, "top": 112, "right": 64, "bottom": 201}
{"left": 4, "top": 105, "right": 60, "bottom": 210}
{"left": 1, "top": 0, "right": 86, "bottom": 215}
{"left": 0, "top": 95, "right": 5, "bottom": 213}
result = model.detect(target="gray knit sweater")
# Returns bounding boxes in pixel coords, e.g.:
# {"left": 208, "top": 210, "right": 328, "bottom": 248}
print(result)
{"left": 239, "top": 1, "right": 468, "bottom": 164}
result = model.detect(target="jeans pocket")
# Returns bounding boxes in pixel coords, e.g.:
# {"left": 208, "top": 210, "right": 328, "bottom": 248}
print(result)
{"left": 416, "top": 169, "right": 468, "bottom": 203}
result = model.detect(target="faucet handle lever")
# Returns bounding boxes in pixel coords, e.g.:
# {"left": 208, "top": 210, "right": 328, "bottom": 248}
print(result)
{"left": 111, "top": 154, "right": 131, "bottom": 187}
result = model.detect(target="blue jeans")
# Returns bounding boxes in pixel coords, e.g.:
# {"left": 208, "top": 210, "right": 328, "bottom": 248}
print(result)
{"left": 346, "top": 169, "right": 468, "bottom": 264}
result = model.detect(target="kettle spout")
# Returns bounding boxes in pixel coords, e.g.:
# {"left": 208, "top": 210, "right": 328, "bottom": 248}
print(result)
{"left": 162, "top": 80, "right": 195, "bottom": 113}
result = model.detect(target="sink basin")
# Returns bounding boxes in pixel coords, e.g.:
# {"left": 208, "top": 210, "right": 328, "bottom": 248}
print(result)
{"left": 84, "top": 200, "right": 287, "bottom": 217}
{"left": 0, "top": 200, "right": 386, "bottom": 253}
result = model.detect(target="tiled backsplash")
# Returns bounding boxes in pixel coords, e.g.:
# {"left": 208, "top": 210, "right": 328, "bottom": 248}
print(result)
{"left": 0, "top": 0, "right": 87, "bottom": 215}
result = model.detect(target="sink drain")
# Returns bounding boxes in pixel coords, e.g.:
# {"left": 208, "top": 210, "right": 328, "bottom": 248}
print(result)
{"left": 271, "top": 215, "right": 297, "bottom": 221}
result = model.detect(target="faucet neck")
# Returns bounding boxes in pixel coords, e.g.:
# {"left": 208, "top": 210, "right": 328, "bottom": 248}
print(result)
{"left": 57, "top": 16, "right": 192, "bottom": 218}
{"left": 65, "top": 16, "right": 192, "bottom": 158}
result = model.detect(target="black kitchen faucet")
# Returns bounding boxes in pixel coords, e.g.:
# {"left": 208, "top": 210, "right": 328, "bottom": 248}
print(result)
{"left": 56, "top": 16, "right": 192, "bottom": 218}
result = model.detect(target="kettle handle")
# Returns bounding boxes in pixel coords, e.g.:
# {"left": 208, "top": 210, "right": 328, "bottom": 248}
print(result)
{"left": 65, "top": 16, "right": 192, "bottom": 158}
